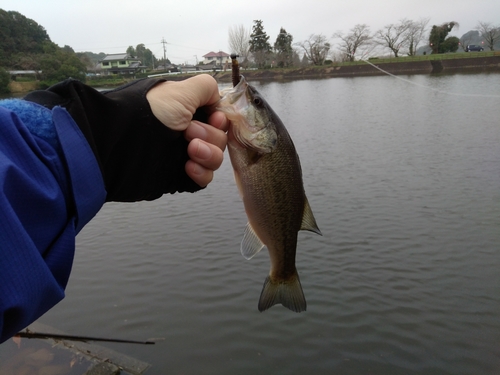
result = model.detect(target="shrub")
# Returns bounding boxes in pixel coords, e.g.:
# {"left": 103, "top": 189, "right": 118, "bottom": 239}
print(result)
{"left": 0, "top": 67, "right": 10, "bottom": 94}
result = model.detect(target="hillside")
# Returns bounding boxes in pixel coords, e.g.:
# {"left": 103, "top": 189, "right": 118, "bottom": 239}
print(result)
{"left": 0, "top": 9, "right": 51, "bottom": 67}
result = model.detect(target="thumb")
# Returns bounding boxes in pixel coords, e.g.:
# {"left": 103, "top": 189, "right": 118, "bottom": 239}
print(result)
{"left": 146, "top": 75, "right": 220, "bottom": 131}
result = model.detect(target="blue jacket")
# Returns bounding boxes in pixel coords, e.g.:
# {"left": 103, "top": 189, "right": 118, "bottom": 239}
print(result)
{"left": 0, "top": 78, "right": 206, "bottom": 342}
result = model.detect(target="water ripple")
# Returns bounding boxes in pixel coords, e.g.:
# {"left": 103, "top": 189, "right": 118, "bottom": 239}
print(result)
{"left": 30, "top": 74, "right": 500, "bottom": 375}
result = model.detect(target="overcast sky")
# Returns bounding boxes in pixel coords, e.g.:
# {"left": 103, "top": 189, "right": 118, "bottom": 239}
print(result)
{"left": 2, "top": 0, "right": 499, "bottom": 64}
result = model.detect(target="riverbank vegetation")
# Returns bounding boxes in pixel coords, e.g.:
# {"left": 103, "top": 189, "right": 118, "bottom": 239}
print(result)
{"left": 1, "top": 8, "right": 499, "bottom": 94}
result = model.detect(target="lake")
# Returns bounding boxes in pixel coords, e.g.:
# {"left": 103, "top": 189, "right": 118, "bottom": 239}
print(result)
{"left": 2, "top": 73, "right": 500, "bottom": 374}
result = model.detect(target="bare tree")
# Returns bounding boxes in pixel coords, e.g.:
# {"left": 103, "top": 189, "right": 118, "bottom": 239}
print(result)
{"left": 405, "top": 18, "right": 430, "bottom": 56}
{"left": 295, "top": 34, "right": 331, "bottom": 65}
{"left": 228, "top": 24, "right": 251, "bottom": 63}
{"left": 333, "top": 24, "right": 372, "bottom": 62}
{"left": 374, "top": 19, "right": 412, "bottom": 57}
{"left": 476, "top": 21, "right": 500, "bottom": 51}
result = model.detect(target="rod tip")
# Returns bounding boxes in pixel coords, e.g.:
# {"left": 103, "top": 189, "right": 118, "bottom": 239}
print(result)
{"left": 230, "top": 53, "right": 239, "bottom": 60}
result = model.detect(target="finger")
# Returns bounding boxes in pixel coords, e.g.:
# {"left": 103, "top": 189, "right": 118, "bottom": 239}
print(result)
{"left": 185, "top": 121, "right": 227, "bottom": 151}
{"left": 208, "top": 111, "right": 229, "bottom": 132}
{"left": 178, "top": 74, "right": 221, "bottom": 112}
{"left": 187, "top": 138, "right": 224, "bottom": 172}
{"left": 185, "top": 160, "right": 213, "bottom": 188}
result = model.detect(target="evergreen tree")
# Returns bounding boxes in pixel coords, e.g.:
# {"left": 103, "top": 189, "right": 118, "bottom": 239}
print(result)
{"left": 126, "top": 46, "right": 136, "bottom": 57}
{"left": 429, "top": 22, "right": 459, "bottom": 54}
{"left": 274, "top": 28, "right": 293, "bottom": 67}
{"left": 249, "top": 20, "right": 272, "bottom": 68}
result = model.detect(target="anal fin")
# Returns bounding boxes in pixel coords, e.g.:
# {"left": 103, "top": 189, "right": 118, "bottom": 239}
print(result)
{"left": 241, "top": 223, "right": 265, "bottom": 260}
{"left": 300, "top": 197, "right": 322, "bottom": 235}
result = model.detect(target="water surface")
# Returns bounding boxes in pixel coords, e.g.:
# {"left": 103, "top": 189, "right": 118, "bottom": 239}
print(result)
{"left": 3, "top": 73, "right": 500, "bottom": 374}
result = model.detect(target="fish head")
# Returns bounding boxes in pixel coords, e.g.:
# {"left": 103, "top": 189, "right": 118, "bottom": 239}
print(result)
{"left": 218, "top": 75, "right": 277, "bottom": 154}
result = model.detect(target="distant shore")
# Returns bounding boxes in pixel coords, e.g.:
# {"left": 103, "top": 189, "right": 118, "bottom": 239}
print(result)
{"left": 213, "top": 53, "right": 500, "bottom": 83}
{"left": 8, "top": 53, "right": 500, "bottom": 94}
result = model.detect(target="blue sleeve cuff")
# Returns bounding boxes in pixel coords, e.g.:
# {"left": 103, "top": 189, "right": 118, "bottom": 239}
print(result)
{"left": 0, "top": 99, "right": 61, "bottom": 152}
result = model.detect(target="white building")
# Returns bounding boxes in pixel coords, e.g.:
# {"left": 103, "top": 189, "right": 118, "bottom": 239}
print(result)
{"left": 202, "top": 51, "right": 231, "bottom": 67}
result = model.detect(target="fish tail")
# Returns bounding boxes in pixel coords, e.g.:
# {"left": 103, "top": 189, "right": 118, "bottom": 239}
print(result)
{"left": 258, "top": 271, "right": 306, "bottom": 313}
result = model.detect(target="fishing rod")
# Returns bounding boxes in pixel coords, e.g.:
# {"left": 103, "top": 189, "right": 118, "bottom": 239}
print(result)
{"left": 15, "top": 330, "right": 159, "bottom": 345}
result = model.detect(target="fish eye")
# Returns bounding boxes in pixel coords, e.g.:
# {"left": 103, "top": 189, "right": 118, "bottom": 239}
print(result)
{"left": 253, "top": 97, "right": 262, "bottom": 106}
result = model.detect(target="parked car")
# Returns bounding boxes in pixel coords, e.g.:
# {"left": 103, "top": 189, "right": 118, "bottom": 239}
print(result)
{"left": 466, "top": 45, "right": 484, "bottom": 52}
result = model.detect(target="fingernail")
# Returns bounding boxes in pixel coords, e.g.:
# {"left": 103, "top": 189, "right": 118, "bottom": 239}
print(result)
{"left": 196, "top": 141, "right": 212, "bottom": 160}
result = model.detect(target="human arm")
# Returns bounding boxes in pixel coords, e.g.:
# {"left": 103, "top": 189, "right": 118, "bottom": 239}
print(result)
{"left": 24, "top": 74, "right": 227, "bottom": 201}
{"left": 0, "top": 75, "right": 227, "bottom": 342}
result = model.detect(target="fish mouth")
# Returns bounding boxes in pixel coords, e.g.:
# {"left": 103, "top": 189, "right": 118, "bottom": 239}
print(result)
{"left": 218, "top": 75, "right": 249, "bottom": 108}
{"left": 217, "top": 75, "right": 277, "bottom": 154}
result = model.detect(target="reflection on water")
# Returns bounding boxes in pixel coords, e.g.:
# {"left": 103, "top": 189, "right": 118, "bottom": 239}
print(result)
{"left": 2, "top": 73, "right": 500, "bottom": 374}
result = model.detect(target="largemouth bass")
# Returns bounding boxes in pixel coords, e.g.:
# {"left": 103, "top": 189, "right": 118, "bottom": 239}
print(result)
{"left": 217, "top": 75, "right": 322, "bottom": 312}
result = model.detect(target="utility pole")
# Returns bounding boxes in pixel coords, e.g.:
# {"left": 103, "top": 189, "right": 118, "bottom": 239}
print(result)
{"left": 161, "top": 37, "right": 167, "bottom": 64}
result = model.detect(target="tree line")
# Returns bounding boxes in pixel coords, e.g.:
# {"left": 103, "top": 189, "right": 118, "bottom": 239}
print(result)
{"left": 0, "top": 9, "right": 167, "bottom": 93}
{"left": 229, "top": 19, "right": 500, "bottom": 67}
{"left": 0, "top": 9, "right": 92, "bottom": 88}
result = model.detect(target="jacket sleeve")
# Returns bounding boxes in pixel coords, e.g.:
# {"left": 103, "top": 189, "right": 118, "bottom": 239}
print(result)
{"left": 0, "top": 101, "right": 106, "bottom": 343}
{"left": 24, "top": 78, "right": 204, "bottom": 202}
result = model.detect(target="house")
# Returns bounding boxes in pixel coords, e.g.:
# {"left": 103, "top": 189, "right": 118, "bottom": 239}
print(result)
{"left": 202, "top": 51, "right": 231, "bottom": 67}
{"left": 100, "top": 53, "right": 146, "bottom": 75}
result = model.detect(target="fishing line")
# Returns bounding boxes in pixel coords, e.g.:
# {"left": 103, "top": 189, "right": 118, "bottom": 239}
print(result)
{"left": 355, "top": 54, "right": 500, "bottom": 99}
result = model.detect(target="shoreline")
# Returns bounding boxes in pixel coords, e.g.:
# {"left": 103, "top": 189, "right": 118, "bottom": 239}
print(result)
{"left": 214, "top": 54, "right": 500, "bottom": 83}
{"left": 8, "top": 54, "right": 500, "bottom": 93}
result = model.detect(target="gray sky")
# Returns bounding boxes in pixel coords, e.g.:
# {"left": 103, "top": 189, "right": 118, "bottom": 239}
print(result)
{"left": 2, "top": 0, "right": 499, "bottom": 64}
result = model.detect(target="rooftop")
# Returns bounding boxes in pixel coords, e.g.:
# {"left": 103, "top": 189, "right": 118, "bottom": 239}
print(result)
{"left": 202, "top": 51, "right": 230, "bottom": 58}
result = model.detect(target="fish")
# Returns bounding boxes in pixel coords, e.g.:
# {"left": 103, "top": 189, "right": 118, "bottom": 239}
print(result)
{"left": 217, "top": 75, "right": 322, "bottom": 313}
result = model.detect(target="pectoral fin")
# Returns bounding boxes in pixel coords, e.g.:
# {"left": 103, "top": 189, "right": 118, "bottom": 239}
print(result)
{"left": 241, "top": 223, "right": 266, "bottom": 260}
{"left": 300, "top": 198, "right": 322, "bottom": 235}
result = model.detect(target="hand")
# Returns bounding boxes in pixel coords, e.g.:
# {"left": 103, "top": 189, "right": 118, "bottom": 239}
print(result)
{"left": 146, "top": 74, "right": 228, "bottom": 187}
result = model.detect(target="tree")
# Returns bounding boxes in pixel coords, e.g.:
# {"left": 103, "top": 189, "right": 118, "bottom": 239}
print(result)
{"left": 373, "top": 19, "right": 412, "bottom": 57}
{"left": 274, "top": 27, "right": 293, "bottom": 67}
{"left": 300, "top": 53, "right": 309, "bottom": 66}
{"left": 76, "top": 52, "right": 95, "bottom": 73}
{"left": 135, "top": 43, "right": 156, "bottom": 68}
{"left": 126, "top": 45, "right": 136, "bottom": 57}
{"left": 136, "top": 44, "right": 146, "bottom": 61}
{"left": 429, "top": 22, "right": 459, "bottom": 54}
{"left": 0, "top": 67, "right": 10, "bottom": 94}
{"left": 0, "top": 9, "right": 51, "bottom": 67}
{"left": 38, "top": 46, "right": 87, "bottom": 83}
{"left": 228, "top": 24, "right": 250, "bottom": 63}
{"left": 405, "top": 18, "right": 430, "bottom": 56}
{"left": 476, "top": 21, "right": 500, "bottom": 51}
{"left": 440, "top": 36, "right": 459, "bottom": 53}
{"left": 292, "top": 50, "right": 301, "bottom": 66}
{"left": 334, "top": 24, "right": 371, "bottom": 62}
{"left": 296, "top": 34, "right": 331, "bottom": 65}
{"left": 249, "top": 20, "right": 272, "bottom": 68}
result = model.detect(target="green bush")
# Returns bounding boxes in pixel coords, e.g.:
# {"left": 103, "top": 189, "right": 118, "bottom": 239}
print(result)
{"left": 0, "top": 67, "right": 10, "bottom": 94}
